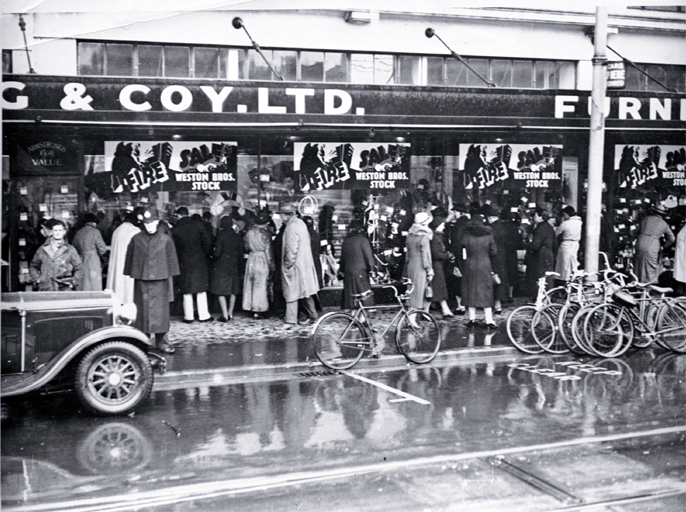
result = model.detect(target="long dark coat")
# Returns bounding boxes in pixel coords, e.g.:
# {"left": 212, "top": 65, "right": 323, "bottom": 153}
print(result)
{"left": 210, "top": 227, "right": 243, "bottom": 296}
{"left": 172, "top": 216, "right": 212, "bottom": 294}
{"left": 308, "top": 226, "right": 324, "bottom": 290}
{"left": 502, "top": 219, "right": 521, "bottom": 287}
{"left": 461, "top": 221, "right": 497, "bottom": 308}
{"left": 430, "top": 231, "right": 451, "bottom": 303}
{"left": 339, "top": 232, "right": 375, "bottom": 309}
{"left": 124, "top": 229, "right": 180, "bottom": 334}
{"left": 489, "top": 220, "right": 511, "bottom": 302}
{"left": 72, "top": 224, "right": 108, "bottom": 291}
{"left": 525, "top": 220, "right": 557, "bottom": 294}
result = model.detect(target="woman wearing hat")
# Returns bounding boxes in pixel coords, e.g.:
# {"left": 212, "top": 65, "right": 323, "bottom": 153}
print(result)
{"left": 339, "top": 220, "right": 376, "bottom": 310}
{"left": 242, "top": 209, "right": 275, "bottom": 319}
{"left": 524, "top": 207, "right": 557, "bottom": 296}
{"left": 72, "top": 212, "right": 109, "bottom": 291}
{"left": 461, "top": 213, "right": 497, "bottom": 328}
{"left": 403, "top": 211, "right": 434, "bottom": 314}
{"left": 634, "top": 202, "right": 675, "bottom": 283}
{"left": 211, "top": 215, "right": 244, "bottom": 321}
{"left": 428, "top": 213, "right": 454, "bottom": 318}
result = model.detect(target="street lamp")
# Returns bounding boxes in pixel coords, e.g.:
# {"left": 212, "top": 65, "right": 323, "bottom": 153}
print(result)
{"left": 232, "top": 17, "right": 283, "bottom": 81}
{"left": 425, "top": 28, "right": 494, "bottom": 87}
{"left": 18, "top": 15, "right": 36, "bottom": 74}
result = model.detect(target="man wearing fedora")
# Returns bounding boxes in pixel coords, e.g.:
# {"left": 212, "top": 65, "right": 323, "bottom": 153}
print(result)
{"left": 124, "top": 206, "right": 180, "bottom": 354}
{"left": 634, "top": 202, "right": 675, "bottom": 283}
{"left": 278, "top": 202, "right": 319, "bottom": 326}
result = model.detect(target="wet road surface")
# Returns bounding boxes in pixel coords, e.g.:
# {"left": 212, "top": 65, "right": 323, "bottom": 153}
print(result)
{"left": 2, "top": 348, "right": 685, "bottom": 511}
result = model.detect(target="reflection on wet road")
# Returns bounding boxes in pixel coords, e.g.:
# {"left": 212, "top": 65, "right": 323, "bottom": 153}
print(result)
{"left": 2, "top": 350, "right": 685, "bottom": 510}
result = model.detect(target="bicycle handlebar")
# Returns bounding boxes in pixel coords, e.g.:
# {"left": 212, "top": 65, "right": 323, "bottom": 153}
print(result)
{"left": 381, "top": 277, "right": 414, "bottom": 299}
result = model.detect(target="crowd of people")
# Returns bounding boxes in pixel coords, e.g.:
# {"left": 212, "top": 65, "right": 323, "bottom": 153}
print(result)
{"left": 20, "top": 192, "right": 685, "bottom": 353}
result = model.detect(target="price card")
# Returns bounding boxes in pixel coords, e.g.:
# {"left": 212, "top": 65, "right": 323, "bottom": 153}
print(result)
{"left": 618, "top": 224, "right": 625, "bottom": 229}
{"left": 510, "top": 207, "right": 518, "bottom": 213}
{"left": 19, "top": 238, "right": 26, "bottom": 246}
{"left": 614, "top": 227, "right": 620, "bottom": 233}
{"left": 338, "top": 224, "right": 346, "bottom": 230}
{"left": 619, "top": 197, "right": 626, "bottom": 203}
{"left": 522, "top": 218, "right": 530, "bottom": 225}
{"left": 60, "top": 184, "right": 69, "bottom": 194}
{"left": 380, "top": 215, "right": 387, "bottom": 222}
{"left": 39, "top": 203, "right": 47, "bottom": 212}
{"left": 528, "top": 202, "right": 536, "bottom": 208}
{"left": 20, "top": 212, "right": 28, "bottom": 221}
{"left": 20, "top": 186, "right": 28, "bottom": 195}
{"left": 644, "top": 198, "right": 650, "bottom": 203}
{"left": 320, "top": 240, "right": 328, "bottom": 247}
{"left": 259, "top": 174, "right": 270, "bottom": 182}
{"left": 386, "top": 207, "right": 394, "bottom": 214}
{"left": 332, "top": 215, "right": 338, "bottom": 222}
{"left": 373, "top": 204, "right": 379, "bottom": 210}
{"left": 401, "top": 231, "right": 408, "bottom": 236}
{"left": 503, "top": 190, "right": 509, "bottom": 195}
{"left": 399, "top": 210, "right": 406, "bottom": 216}
{"left": 140, "top": 197, "right": 149, "bottom": 204}
{"left": 62, "top": 210, "right": 70, "bottom": 219}
{"left": 384, "top": 249, "right": 392, "bottom": 256}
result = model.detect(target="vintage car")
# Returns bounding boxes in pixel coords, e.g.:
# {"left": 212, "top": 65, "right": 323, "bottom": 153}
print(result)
{"left": 1, "top": 291, "right": 165, "bottom": 415}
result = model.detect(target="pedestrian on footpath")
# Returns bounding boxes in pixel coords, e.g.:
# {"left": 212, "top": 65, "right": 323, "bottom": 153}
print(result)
{"left": 242, "top": 210, "right": 274, "bottom": 319}
{"left": 554, "top": 205, "right": 583, "bottom": 284}
{"left": 461, "top": 213, "right": 497, "bottom": 329}
{"left": 447, "top": 203, "right": 469, "bottom": 314}
{"left": 481, "top": 204, "right": 509, "bottom": 315}
{"left": 403, "top": 211, "right": 434, "bottom": 315}
{"left": 28, "top": 219, "right": 83, "bottom": 291}
{"left": 124, "top": 206, "right": 180, "bottom": 354}
{"left": 172, "top": 207, "right": 214, "bottom": 323}
{"left": 428, "top": 210, "right": 454, "bottom": 318}
{"left": 72, "top": 212, "right": 109, "bottom": 291}
{"left": 106, "top": 209, "right": 141, "bottom": 305}
{"left": 211, "top": 215, "right": 243, "bottom": 322}
{"left": 524, "top": 207, "right": 557, "bottom": 297}
{"left": 339, "top": 219, "right": 375, "bottom": 310}
{"left": 634, "top": 203, "right": 675, "bottom": 284}
{"left": 278, "top": 203, "right": 319, "bottom": 327}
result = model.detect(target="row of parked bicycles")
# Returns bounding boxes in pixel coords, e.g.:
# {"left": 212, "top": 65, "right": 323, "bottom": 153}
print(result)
{"left": 506, "top": 253, "right": 686, "bottom": 358}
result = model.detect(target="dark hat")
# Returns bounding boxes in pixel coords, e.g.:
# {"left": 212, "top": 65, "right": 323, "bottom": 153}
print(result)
{"left": 431, "top": 206, "right": 448, "bottom": 219}
{"left": 471, "top": 213, "right": 486, "bottom": 224}
{"left": 139, "top": 206, "right": 160, "bottom": 224}
{"left": 479, "top": 204, "right": 499, "bottom": 218}
{"left": 429, "top": 216, "right": 446, "bottom": 230}
{"left": 652, "top": 202, "right": 668, "bottom": 214}
{"left": 255, "top": 209, "right": 271, "bottom": 225}
{"left": 452, "top": 203, "right": 469, "bottom": 213}
{"left": 83, "top": 212, "right": 99, "bottom": 224}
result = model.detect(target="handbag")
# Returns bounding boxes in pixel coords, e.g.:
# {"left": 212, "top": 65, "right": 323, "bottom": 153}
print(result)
{"left": 425, "top": 283, "right": 434, "bottom": 300}
{"left": 492, "top": 272, "right": 501, "bottom": 285}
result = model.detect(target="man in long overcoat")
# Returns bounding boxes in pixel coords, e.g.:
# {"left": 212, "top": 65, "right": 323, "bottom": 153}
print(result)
{"left": 72, "top": 212, "right": 108, "bottom": 291}
{"left": 124, "top": 206, "right": 180, "bottom": 354}
{"left": 339, "top": 220, "right": 375, "bottom": 310}
{"left": 279, "top": 203, "right": 319, "bottom": 326}
{"left": 172, "top": 207, "right": 213, "bottom": 323}
{"left": 524, "top": 207, "right": 557, "bottom": 296}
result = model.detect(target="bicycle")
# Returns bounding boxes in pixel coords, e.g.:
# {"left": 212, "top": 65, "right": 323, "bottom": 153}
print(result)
{"left": 311, "top": 278, "right": 442, "bottom": 370}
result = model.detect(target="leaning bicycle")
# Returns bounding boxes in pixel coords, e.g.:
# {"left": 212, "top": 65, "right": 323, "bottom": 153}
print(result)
{"left": 311, "top": 278, "right": 442, "bottom": 370}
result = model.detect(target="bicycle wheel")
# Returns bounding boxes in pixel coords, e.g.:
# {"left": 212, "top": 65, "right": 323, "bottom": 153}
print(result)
{"left": 506, "top": 305, "right": 544, "bottom": 354}
{"left": 532, "top": 304, "right": 568, "bottom": 354}
{"left": 396, "top": 310, "right": 441, "bottom": 364}
{"left": 546, "top": 286, "right": 568, "bottom": 304}
{"left": 558, "top": 302, "right": 587, "bottom": 355}
{"left": 570, "top": 304, "right": 599, "bottom": 356}
{"left": 584, "top": 304, "right": 634, "bottom": 358}
{"left": 654, "top": 302, "right": 686, "bottom": 353}
{"left": 312, "top": 313, "right": 368, "bottom": 370}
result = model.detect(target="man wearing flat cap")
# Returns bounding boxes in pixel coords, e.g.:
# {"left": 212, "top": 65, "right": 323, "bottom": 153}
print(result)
{"left": 124, "top": 206, "right": 180, "bottom": 354}
{"left": 278, "top": 202, "right": 319, "bottom": 326}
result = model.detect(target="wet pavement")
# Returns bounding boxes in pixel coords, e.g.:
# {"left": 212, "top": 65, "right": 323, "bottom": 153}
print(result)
{"left": 2, "top": 345, "right": 685, "bottom": 511}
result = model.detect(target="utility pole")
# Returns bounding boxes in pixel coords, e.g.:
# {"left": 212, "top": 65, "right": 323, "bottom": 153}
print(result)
{"left": 584, "top": 6, "right": 608, "bottom": 279}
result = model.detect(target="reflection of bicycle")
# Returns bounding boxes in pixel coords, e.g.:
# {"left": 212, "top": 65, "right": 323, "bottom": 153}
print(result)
{"left": 312, "top": 278, "right": 442, "bottom": 370}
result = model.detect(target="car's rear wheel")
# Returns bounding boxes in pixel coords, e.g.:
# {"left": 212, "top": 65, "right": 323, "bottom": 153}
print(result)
{"left": 76, "top": 341, "right": 153, "bottom": 415}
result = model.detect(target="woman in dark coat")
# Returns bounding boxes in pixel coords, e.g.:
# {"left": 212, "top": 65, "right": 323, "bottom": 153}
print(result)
{"left": 501, "top": 208, "right": 521, "bottom": 302}
{"left": 461, "top": 213, "right": 497, "bottom": 329}
{"left": 524, "top": 207, "right": 557, "bottom": 296}
{"left": 211, "top": 216, "right": 243, "bottom": 321}
{"left": 429, "top": 214, "right": 454, "bottom": 318}
{"left": 481, "top": 204, "right": 509, "bottom": 314}
{"left": 339, "top": 220, "right": 375, "bottom": 310}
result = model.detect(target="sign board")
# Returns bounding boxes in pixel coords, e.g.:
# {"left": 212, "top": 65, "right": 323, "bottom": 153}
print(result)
{"left": 607, "top": 61, "right": 626, "bottom": 89}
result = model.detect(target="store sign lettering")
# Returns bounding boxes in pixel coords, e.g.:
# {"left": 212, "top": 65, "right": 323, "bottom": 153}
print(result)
{"left": 26, "top": 141, "right": 67, "bottom": 168}
{"left": 555, "top": 95, "right": 686, "bottom": 121}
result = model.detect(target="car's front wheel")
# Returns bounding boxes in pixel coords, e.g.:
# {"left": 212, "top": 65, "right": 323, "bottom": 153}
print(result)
{"left": 76, "top": 341, "right": 153, "bottom": 415}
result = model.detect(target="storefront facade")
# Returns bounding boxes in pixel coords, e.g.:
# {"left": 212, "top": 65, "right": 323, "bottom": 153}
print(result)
{"left": 3, "top": 74, "right": 685, "bottom": 292}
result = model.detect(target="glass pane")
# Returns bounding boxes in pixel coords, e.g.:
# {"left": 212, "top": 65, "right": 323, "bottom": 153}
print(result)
{"left": 324, "top": 52, "right": 347, "bottom": 82}
{"left": 535, "top": 61, "right": 547, "bottom": 89}
{"left": 194, "top": 47, "right": 221, "bottom": 78}
{"left": 350, "top": 53, "right": 374, "bottom": 84}
{"left": 301, "top": 51, "right": 324, "bottom": 82}
{"left": 78, "top": 42, "right": 104, "bottom": 75}
{"left": 106, "top": 44, "right": 133, "bottom": 76}
{"left": 2, "top": 50, "right": 11, "bottom": 73}
{"left": 512, "top": 60, "right": 532, "bottom": 88}
{"left": 644, "top": 64, "right": 676, "bottom": 93}
{"left": 446, "top": 58, "right": 467, "bottom": 86}
{"left": 165, "top": 46, "right": 190, "bottom": 77}
{"left": 427, "top": 56, "right": 444, "bottom": 85}
{"left": 397, "top": 55, "right": 421, "bottom": 85}
{"left": 492, "top": 59, "right": 512, "bottom": 87}
{"left": 466, "top": 58, "right": 488, "bottom": 87}
{"left": 624, "top": 65, "right": 645, "bottom": 91}
{"left": 138, "top": 45, "right": 163, "bottom": 77}
{"left": 374, "top": 54, "right": 394, "bottom": 84}
{"left": 556, "top": 61, "right": 575, "bottom": 89}
{"left": 273, "top": 50, "right": 297, "bottom": 81}
{"left": 248, "top": 49, "right": 272, "bottom": 80}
